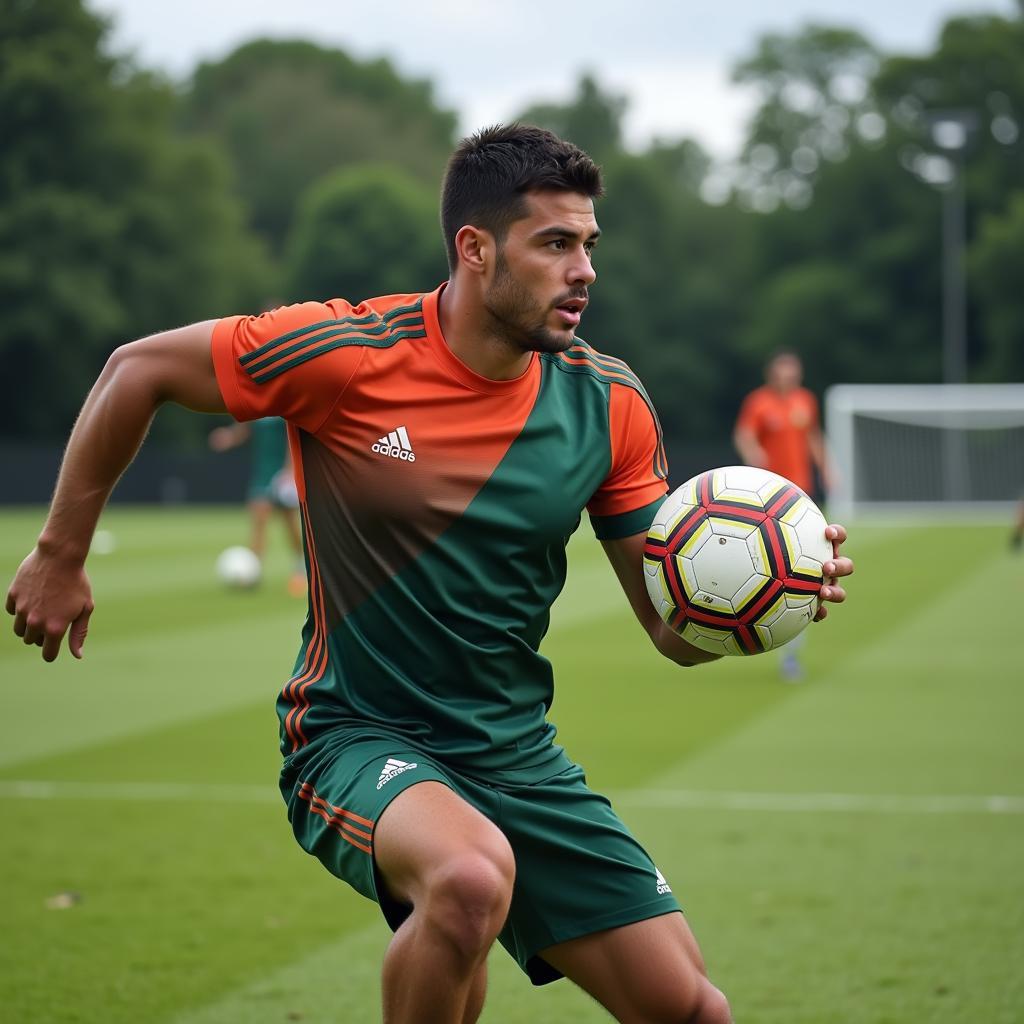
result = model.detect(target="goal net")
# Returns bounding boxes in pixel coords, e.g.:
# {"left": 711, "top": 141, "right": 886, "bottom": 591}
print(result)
{"left": 825, "top": 384, "right": 1024, "bottom": 521}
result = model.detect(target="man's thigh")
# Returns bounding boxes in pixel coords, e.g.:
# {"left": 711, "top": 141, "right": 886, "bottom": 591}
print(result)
{"left": 374, "top": 779, "right": 514, "bottom": 910}
{"left": 539, "top": 912, "right": 728, "bottom": 1023}
{"left": 493, "top": 763, "right": 681, "bottom": 985}
{"left": 281, "top": 735, "right": 455, "bottom": 912}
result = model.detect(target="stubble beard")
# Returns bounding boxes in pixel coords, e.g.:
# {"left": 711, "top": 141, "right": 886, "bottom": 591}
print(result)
{"left": 482, "top": 253, "right": 575, "bottom": 355}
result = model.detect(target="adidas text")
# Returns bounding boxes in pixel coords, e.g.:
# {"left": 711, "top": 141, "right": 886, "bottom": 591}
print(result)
{"left": 655, "top": 868, "right": 672, "bottom": 895}
{"left": 377, "top": 758, "right": 418, "bottom": 790}
{"left": 372, "top": 426, "right": 416, "bottom": 462}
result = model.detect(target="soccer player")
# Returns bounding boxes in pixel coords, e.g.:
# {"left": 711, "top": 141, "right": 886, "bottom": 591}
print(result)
{"left": 208, "top": 416, "right": 306, "bottom": 594}
{"left": 733, "top": 350, "right": 830, "bottom": 503}
{"left": 733, "top": 350, "right": 834, "bottom": 681}
{"left": 6, "top": 125, "right": 853, "bottom": 1024}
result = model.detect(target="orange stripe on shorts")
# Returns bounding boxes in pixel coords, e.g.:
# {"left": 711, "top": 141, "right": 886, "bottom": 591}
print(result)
{"left": 297, "top": 781, "right": 375, "bottom": 855}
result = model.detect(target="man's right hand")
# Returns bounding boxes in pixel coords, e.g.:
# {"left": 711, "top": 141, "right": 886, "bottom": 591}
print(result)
{"left": 5, "top": 319, "right": 225, "bottom": 665}
{"left": 6, "top": 547, "right": 95, "bottom": 662}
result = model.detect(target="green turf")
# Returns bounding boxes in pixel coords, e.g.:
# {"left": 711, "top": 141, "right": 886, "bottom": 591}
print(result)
{"left": 1, "top": 507, "right": 1022, "bottom": 1022}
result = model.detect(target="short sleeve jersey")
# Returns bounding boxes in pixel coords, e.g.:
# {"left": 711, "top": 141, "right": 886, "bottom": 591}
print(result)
{"left": 212, "top": 286, "right": 668, "bottom": 781}
{"left": 735, "top": 385, "right": 819, "bottom": 495}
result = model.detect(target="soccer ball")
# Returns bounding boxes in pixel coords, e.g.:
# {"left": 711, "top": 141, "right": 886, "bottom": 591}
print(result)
{"left": 643, "top": 466, "right": 832, "bottom": 656}
{"left": 215, "top": 545, "right": 262, "bottom": 589}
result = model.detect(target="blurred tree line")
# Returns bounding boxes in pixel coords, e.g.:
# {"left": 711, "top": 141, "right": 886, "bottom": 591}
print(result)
{"left": 2, "top": 0, "right": 1022, "bottom": 451}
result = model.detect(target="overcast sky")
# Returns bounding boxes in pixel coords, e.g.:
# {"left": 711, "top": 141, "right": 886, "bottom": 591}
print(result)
{"left": 91, "top": 0, "right": 1017, "bottom": 159}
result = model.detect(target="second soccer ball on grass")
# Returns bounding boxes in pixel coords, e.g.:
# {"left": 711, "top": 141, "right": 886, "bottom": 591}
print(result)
{"left": 643, "top": 466, "right": 832, "bottom": 656}
{"left": 215, "top": 545, "right": 262, "bottom": 589}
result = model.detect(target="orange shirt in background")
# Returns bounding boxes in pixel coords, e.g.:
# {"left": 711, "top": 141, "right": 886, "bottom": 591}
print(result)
{"left": 735, "top": 385, "right": 819, "bottom": 495}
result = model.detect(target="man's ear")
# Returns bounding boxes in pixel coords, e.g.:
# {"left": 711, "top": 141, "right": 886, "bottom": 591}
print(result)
{"left": 453, "top": 225, "right": 493, "bottom": 276}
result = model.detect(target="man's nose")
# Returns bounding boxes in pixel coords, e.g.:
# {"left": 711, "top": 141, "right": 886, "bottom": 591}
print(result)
{"left": 569, "top": 252, "right": 596, "bottom": 286}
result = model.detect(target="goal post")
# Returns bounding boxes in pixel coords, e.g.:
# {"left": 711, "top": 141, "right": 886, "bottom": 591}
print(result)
{"left": 824, "top": 383, "right": 1024, "bottom": 522}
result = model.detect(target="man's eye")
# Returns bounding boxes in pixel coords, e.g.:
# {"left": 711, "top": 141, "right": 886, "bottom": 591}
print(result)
{"left": 549, "top": 239, "right": 566, "bottom": 251}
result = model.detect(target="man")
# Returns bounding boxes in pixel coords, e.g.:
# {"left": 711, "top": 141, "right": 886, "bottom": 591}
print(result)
{"left": 734, "top": 350, "right": 834, "bottom": 681}
{"left": 208, "top": 416, "right": 306, "bottom": 594}
{"left": 7, "top": 125, "right": 852, "bottom": 1024}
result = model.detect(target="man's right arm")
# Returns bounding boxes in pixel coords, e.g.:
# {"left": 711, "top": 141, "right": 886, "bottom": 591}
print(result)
{"left": 6, "top": 321, "right": 225, "bottom": 662}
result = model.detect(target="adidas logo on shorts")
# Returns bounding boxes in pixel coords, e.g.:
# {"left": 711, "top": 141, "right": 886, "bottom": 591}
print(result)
{"left": 376, "top": 757, "right": 418, "bottom": 790}
{"left": 655, "top": 868, "right": 672, "bottom": 895}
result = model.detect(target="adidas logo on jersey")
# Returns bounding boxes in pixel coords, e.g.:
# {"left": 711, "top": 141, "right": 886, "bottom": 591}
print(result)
{"left": 371, "top": 426, "right": 416, "bottom": 462}
{"left": 655, "top": 868, "right": 672, "bottom": 895}
{"left": 376, "top": 757, "right": 418, "bottom": 790}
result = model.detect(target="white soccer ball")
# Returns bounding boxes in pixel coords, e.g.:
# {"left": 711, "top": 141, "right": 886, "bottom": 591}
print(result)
{"left": 643, "top": 466, "right": 833, "bottom": 656}
{"left": 90, "top": 529, "right": 117, "bottom": 556}
{"left": 215, "top": 546, "right": 262, "bottom": 589}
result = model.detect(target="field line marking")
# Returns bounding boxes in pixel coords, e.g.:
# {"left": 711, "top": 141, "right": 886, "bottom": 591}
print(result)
{"left": 3, "top": 779, "right": 1023, "bottom": 815}
{"left": 0, "top": 780, "right": 281, "bottom": 803}
{"left": 614, "top": 789, "right": 1024, "bottom": 815}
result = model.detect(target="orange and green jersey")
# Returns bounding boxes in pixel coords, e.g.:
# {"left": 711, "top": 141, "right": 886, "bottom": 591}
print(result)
{"left": 212, "top": 285, "right": 668, "bottom": 781}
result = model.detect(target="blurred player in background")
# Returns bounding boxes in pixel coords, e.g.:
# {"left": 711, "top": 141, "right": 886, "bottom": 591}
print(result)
{"left": 209, "top": 416, "right": 305, "bottom": 595}
{"left": 1011, "top": 496, "right": 1024, "bottom": 551}
{"left": 7, "top": 125, "right": 854, "bottom": 1024}
{"left": 733, "top": 350, "right": 832, "bottom": 680}
{"left": 733, "top": 350, "right": 829, "bottom": 501}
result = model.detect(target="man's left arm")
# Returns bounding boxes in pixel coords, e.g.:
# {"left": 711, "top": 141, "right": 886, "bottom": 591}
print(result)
{"left": 601, "top": 532, "right": 719, "bottom": 667}
{"left": 602, "top": 523, "right": 854, "bottom": 666}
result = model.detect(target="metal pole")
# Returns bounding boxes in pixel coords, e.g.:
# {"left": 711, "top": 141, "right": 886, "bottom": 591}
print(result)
{"left": 942, "top": 149, "right": 967, "bottom": 385}
{"left": 941, "top": 150, "right": 969, "bottom": 501}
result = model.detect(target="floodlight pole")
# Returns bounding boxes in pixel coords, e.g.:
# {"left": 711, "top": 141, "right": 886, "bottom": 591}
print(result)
{"left": 941, "top": 145, "right": 968, "bottom": 387}
{"left": 930, "top": 112, "right": 975, "bottom": 503}
{"left": 940, "top": 144, "right": 970, "bottom": 502}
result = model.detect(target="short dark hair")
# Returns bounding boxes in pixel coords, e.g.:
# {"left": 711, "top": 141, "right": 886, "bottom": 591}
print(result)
{"left": 440, "top": 123, "right": 604, "bottom": 273}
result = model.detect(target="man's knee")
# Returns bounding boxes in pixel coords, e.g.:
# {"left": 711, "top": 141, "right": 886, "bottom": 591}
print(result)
{"left": 418, "top": 842, "right": 515, "bottom": 961}
{"left": 642, "top": 976, "right": 731, "bottom": 1023}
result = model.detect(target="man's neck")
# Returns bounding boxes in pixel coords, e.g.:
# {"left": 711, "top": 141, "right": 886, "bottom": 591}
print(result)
{"left": 437, "top": 278, "right": 533, "bottom": 382}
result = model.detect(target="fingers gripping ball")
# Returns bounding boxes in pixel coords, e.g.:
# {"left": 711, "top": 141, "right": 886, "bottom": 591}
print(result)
{"left": 644, "top": 466, "right": 832, "bottom": 656}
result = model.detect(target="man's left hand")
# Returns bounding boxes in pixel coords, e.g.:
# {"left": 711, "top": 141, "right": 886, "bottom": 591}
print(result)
{"left": 814, "top": 523, "right": 853, "bottom": 622}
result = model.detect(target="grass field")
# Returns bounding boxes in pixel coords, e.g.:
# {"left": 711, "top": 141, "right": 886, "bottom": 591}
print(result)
{"left": 1, "top": 506, "right": 1022, "bottom": 1023}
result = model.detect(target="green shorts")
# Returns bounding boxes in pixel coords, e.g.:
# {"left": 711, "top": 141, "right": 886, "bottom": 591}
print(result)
{"left": 280, "top": 732, "right": 681, "bottom": 985}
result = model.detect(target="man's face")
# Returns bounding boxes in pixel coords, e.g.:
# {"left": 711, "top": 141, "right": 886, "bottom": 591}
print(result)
{"left": 482, "top": 190, "right": 599, "bottom": 353}
{"left": 768, "top": 354, "right": 803, "bottom": 393}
